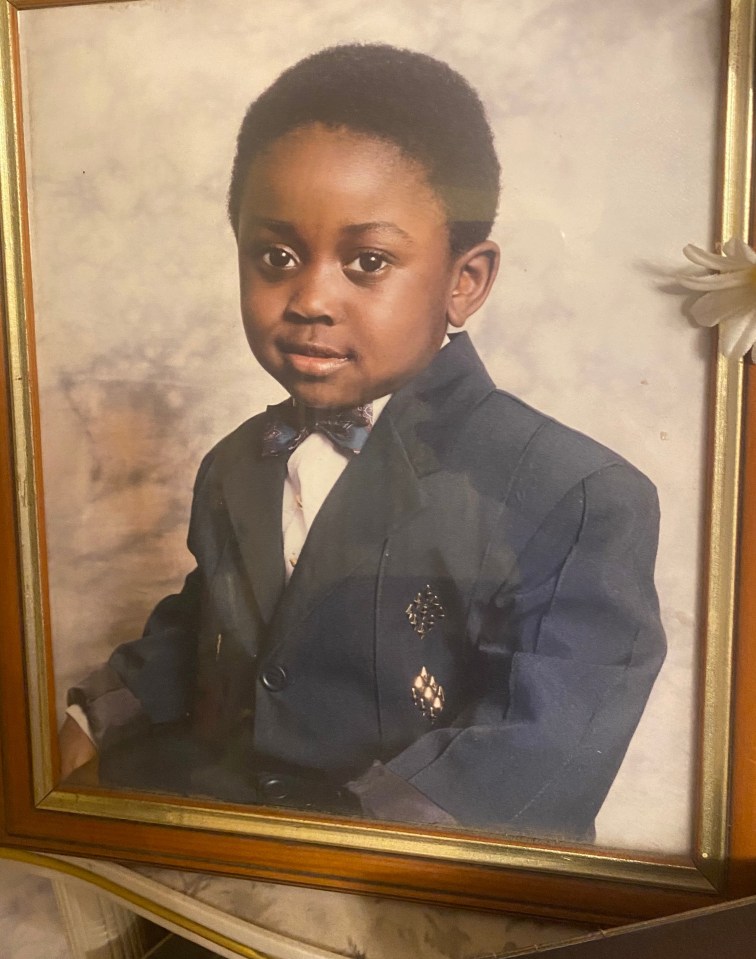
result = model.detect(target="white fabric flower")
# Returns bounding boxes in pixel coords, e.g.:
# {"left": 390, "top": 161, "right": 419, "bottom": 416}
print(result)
{"left": 680, "top": 237, "right": 756, "bottom": 360}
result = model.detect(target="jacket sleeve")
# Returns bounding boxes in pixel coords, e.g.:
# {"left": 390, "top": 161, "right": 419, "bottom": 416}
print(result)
{"left": 66, "top": 568, "right": 203, "bottom": 751}
{"left": 350, "top": 462, "right": 667, "bottom": 841}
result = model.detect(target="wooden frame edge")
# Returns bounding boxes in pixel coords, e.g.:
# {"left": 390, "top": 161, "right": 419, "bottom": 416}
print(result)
{"left": 0, "top": 0, "right": 752, "bottom": 925}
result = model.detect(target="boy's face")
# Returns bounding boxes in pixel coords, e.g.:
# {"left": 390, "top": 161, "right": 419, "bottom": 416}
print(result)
{"left": 236, "top": 123, "right": 464, "bottom": 409}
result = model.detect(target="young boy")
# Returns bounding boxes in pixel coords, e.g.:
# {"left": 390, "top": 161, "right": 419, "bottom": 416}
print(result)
{"left": 62, "top": 44, "right": 666, "bottom": 842}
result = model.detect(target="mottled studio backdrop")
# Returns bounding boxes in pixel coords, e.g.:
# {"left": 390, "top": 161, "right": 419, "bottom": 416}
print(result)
{"left": 19, "top": 0, "right": 718, "bottom": 853}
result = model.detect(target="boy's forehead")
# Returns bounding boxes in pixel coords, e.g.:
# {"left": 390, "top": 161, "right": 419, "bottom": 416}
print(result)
{"left": 253, "top": 123, "right": 429, "bottom": 182}
{"left": 239, "top": 124, "right": 448, "bottom": 229}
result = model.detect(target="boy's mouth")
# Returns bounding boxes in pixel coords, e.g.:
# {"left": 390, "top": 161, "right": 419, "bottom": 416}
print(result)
{"left": 278, "top": 340, "right": 352, "bottom": 376}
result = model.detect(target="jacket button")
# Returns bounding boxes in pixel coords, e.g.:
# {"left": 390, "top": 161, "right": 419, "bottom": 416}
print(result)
{"left": 260, "top": 665, "right": 288, "bottom": 691}
{"left": 259, "top": 776, "right": 289, "bottom": 800}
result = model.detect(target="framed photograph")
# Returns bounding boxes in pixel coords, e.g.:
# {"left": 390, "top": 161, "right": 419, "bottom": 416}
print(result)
{"left": 1, "top": 0, "right": 755, "bottom": 923}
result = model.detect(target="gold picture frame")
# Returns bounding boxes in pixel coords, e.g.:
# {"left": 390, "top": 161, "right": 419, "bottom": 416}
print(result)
{"left": 1, "top": 0, "right": 755, "bottom": 923}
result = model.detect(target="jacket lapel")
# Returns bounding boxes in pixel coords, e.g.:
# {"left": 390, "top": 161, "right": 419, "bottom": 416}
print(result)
{"left": 219, "top": 426, "right": 288, "bottom": 625}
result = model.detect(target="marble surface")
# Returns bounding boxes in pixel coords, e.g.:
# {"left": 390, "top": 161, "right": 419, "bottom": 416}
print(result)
{"left": 0, "top": 860, "right": 70, "bottom": 959}
{"left": 102, "top": 860, "right": 597, "bottom": 959}
{"left": 0, "top": 854, "right": 594, "bottom": 959}
{"left": 16, "top": 0, "right": 720, "bottom": 853}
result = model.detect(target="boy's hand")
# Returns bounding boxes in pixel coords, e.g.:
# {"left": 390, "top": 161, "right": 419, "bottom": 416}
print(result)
{"left": 58, "top": 715, "right": 98, "bottom": 781}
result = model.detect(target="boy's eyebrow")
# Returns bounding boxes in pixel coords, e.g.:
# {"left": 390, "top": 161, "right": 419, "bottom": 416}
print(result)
{"left": 341, "top": 221, "right": 414, "bottom": 242}
{"left": 247, "top": 217, "right": 300, "bottom": 239}
{"left": 249, "top": 217, "right": 413, "bottom": 243}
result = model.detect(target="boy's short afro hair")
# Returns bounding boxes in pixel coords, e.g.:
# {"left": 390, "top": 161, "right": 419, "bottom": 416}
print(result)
{"left": 227, "top": 43, "right": 500, "bottom": 254}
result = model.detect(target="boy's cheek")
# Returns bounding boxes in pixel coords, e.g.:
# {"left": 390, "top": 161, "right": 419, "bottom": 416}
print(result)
{"left": 238, "top": 267, "right": 274, "bottom": 312}
{"left": 239, "top": 295, "right": 281, "bottom": 347}
{"left": 238, "top": 323, "right": 280, "bottom": 381}
{"left": 243, "top": 336, "right": 280, "bottom": 375}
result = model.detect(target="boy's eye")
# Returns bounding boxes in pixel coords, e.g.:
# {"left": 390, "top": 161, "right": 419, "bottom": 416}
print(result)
{"left": 345, "top": 251, "right": 390, "bottom": 274}
{"left": 262, "top": 246, "right": 298, "bottom": 270}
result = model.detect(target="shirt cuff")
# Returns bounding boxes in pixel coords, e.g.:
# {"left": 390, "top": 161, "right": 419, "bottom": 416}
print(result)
{"left": 65, "top": 704, "right": 95, "bottom": 743}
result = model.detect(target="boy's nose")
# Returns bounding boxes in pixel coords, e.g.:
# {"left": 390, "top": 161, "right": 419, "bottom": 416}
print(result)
{"left": 285, "top": 263, "right": 340, "bottom": 323}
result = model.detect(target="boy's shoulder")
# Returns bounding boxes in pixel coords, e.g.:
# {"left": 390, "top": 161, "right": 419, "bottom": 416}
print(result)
{"left": 191, "top": 410, "right": 270, "bottom": 490}
{"left": 210, "top": 409, "right": 269, "bottom": 455}
{"left": 459, "top": 386, "right": 657, "bottom": 501}
{"left": 483, "top": 387, "right": 625, "bottom": 466}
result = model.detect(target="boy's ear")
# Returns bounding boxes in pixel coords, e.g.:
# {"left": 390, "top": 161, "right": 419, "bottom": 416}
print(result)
{"left": 446, "top": 241, "right": 500, "bottom": 328}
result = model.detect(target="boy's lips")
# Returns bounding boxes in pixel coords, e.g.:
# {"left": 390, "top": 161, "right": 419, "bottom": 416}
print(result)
{"left": 279, "top": 340, "right": 353, "bottom": 376}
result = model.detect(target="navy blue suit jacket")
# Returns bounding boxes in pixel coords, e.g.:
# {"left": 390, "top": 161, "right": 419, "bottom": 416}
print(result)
{"left": 75, "top": 333, "right": 666, "bottom": 840}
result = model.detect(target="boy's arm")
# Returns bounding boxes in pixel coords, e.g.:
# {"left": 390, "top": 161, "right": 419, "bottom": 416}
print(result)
{"left": 349, "top": 462, "right": 667, "bottom": 840}
{"left": 63, "top": 449, "right": 219, "bottom": 763}
{"left": 65, "top": 567, "right": 203, "bottom": 755}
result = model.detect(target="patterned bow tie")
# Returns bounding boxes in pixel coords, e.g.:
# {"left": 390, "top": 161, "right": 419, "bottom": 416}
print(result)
{"left": 261, "top": 400, "right": 373, "bottom": 457}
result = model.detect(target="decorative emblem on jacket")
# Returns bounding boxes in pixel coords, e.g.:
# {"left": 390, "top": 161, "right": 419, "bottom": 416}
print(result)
{"left": 405, "top": 585, "right": 445, "bottom": 637}
{"left": 411, "top": 667, "right": 445, "bottom": 721}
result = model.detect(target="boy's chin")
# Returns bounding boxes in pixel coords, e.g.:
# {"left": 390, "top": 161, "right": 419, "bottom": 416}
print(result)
{"left": 285, "top": 383, "right": 375, "bottom": 411}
